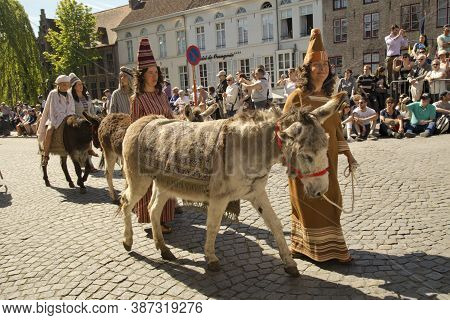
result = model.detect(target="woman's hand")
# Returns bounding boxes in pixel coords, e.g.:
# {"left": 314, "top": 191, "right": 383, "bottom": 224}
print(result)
{"left": 343, "top": 151, "right": 358, "bottom": 172}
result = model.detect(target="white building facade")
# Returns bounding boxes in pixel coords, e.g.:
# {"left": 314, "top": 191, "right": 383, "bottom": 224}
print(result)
{"left": 115, "top": 0, "right": 323, "bottom": 91}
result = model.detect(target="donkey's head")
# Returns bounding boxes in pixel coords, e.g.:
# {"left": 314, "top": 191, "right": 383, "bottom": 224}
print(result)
{"left": 82, "top": 112, "right": 102, "bottom": 149}
{"left": 278, "top": 92, "right": 346, "bottom": 198}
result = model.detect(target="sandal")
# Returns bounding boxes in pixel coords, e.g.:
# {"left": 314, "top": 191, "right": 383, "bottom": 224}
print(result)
{"left": 161, "top": 223, "right": 172, "bottom": 234}
{"left": 41, "top": 155, "right": 50, "bottom": 166}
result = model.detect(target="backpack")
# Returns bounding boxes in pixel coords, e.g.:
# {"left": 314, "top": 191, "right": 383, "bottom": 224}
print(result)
{"left": 436, "top": 115, "right": 450, "bottom": 134}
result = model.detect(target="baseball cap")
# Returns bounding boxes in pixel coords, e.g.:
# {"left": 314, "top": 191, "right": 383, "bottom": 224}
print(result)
{"left": 420, "top": 93, "right": 431, "bottom": 100}
{"left": 216, "top": 70, "right": 226, "bottom": 77}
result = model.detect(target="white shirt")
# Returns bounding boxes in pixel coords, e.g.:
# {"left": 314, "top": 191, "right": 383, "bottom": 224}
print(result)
{"left": 224, "top": 82, "right": 240, "bottom": 110}
{"left": 174, "top": 96, "right": 190, "bottom": 107}
{"left": 353, "top": 106, "right": 376, "bottom": 125}
{"left": 284, "top": 80, "right": 297, "bottom": 98}
{"left": 427, "top": 70, "right": 446, "bottom": 94}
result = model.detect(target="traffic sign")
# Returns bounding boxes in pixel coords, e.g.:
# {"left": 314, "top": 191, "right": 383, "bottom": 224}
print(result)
{"left": 186, "top": 45, "right": 202, "bottom": 66}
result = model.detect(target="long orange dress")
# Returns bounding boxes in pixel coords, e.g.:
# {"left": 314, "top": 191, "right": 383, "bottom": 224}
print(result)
{"left": 131, "top": 91, "right": 175, "bottom": 223}
{"left": 284, "top": 88, "right": 351, "bottom": 262}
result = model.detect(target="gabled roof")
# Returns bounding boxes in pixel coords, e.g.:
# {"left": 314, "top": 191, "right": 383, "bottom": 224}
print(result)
{"left": 94, "top": 5, "right": 131, "bottom": 46}
{"left": 117, "top": 0, "right": 228, "bottom": 28}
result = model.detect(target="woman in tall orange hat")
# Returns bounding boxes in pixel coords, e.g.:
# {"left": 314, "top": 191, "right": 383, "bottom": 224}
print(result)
{"left": 131, "top": 38, "right": 175, "bottom": 233}
{"left": 284, "top": 29, "right": 358, "bottom": 263}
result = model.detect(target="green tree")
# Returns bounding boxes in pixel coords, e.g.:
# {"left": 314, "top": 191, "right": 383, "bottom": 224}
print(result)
{"left": 44, "top": 0, "right": 99, "bottom": 76}
{"left": 0, "top": 0, "right": 45, "bottom": 105}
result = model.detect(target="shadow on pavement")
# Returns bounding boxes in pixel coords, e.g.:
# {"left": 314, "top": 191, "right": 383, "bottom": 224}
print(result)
{"left": 51, "top": 185, "right": 112, "bottom": 205}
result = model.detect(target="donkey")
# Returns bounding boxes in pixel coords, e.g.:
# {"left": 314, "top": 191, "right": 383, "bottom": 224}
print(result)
{"left": 119, "top": 92, "right": 347, "bottom": 277}
{"left": 96, "top": 105, "right": 203, "bottom": 203}
{"left": 40, "top": 112, "right": 99, "bottom": 193}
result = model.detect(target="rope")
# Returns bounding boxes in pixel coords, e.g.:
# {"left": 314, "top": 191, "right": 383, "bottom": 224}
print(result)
{"left": 321, "top": 163, "right": 358, "bottom": 214}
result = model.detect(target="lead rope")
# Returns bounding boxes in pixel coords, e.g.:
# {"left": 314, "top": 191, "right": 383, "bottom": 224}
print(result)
{"left": 322, "top": 163, "right": 358, "bottom": 214}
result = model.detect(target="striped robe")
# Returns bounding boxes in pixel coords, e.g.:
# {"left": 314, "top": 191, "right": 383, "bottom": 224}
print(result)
{"left": 284, "top": 89, "right": 351, "bottom": 262}
{"left": 131, "top": 91, "right": 176, "bottom": 224}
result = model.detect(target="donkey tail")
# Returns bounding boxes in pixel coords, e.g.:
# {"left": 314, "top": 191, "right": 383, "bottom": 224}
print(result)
{"left": 98, "top": 152, "right": 105, "bottom": 169}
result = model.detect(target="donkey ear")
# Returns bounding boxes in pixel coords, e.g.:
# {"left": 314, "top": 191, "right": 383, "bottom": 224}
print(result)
{"left": 82, "top": 111, "right": 99, "bottom": 125}
{"left": 310, "top": 91, "right": 347, "bottom": 124}
{"left": 279, "top": 122, "right": 302, "bottom": 141}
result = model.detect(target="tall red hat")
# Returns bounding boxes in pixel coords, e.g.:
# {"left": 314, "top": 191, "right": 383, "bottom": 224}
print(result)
{"left": 137, "top": 38, "right": 156, "bottom": 70}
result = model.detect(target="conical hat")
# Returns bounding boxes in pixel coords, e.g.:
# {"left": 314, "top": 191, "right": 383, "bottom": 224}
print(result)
{"left": 303, "top": 29, "right": 328, "bottom": 65}
{"left": 137, "top": 38, "right": 156, "bottom": 71}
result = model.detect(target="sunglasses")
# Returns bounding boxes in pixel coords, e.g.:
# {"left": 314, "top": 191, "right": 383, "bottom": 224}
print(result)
{"left": 418, "top": 58, "right": 425, "bottom": 61}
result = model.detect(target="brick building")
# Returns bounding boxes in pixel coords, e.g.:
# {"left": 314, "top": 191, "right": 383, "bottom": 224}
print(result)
{"left": 322, "top": 0, "right": 449, "bottom": 76}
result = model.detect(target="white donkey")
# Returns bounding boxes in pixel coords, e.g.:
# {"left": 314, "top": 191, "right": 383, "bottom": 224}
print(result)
{"left": 120, "top": 92, "right": 346, "bottom": 277}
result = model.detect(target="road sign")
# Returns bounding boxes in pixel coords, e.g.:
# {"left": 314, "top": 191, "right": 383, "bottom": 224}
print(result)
{"left": 186, "top": 45, "right": 202, "bottom": 66}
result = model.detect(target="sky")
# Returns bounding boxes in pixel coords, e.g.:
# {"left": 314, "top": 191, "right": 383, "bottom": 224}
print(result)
{"left": 18, "top": 0, "right": 129, "bottom": 35}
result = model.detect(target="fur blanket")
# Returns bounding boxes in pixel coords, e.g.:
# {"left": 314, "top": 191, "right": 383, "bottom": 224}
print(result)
{"left": 38, "top": 120, "right": 66, "bottom": 156}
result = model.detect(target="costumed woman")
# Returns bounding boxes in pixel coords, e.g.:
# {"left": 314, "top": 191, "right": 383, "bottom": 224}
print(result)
{"left": 38, "top": 75, "right": 75, "bottom": 166}
{"left": 110, "top": 66, "right": 133, "bottom": 114}
{"left": 284, "top": 29, "right": 358, "bottom": 263}
{"left": 131, "top": 38, "right": 176, "bottom": 234}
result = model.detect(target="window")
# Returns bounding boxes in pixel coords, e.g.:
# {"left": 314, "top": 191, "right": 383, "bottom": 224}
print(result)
{"left": 158, "top": 34, "right": 167, "bottom": 58}
{"left": 261, "top": 2, "right": 272, "bottom": 9}
{"left": 278, "top": 52, "right": 292, "bottom": 77}
{"left": 299, "top": 5, "right": 313, "bottom": 37}
{"left": 262, "top": 13, "right": 274, "bottom": 42}
{"left": 126, "top": 40, "right": 133, "bottom": 63}
{"left": 363, "top": 13, "right": 379, "bottom": 39}
{"left": 140, "top": 28, "right": 148, "bottom": 36}
{"left": 109, "top": 79, "right": 116, "bottom": 90}
{"left": 333, "top": 0, "right": 347, "bottom": 10}
{"left": 363, "top": 0, "right": 378, "bottom": 3}
{"left": 106, "top": 53, "right": 114, "bottom": 73}
{"left": 263, "top": 56, "right": 274, "bottom": 86}
{"left": 216, "top": 22, "right": 226, "bottom": 48}
{"left": 89, "top": 62, "right": 96, "bottom": 75}
{"left": 90, "top": 83, "right": 98, "bottom": 99}
{"left": 401, "top": 4, "right": 421, "bottom": 31}
{"left": 218, "top": 61, "right": 228, "bottom": 75}
{"left": 214, "top": 12, "right": 224, "bottom": 19}
{"left": 175, "top": 20, "right": 183, "bottom": 29}
{"left": 236, "top": 7, "right": 247, "bottom": 15}
{"left": 280, "top": 0, "right": 292, "bottom": 5}
{"left": 333, "top": 18, "right": 347, "bottom": 43}
{"left": 280, "top": 9, "right": 293, "bottom": 40}
{"left": 199, "top": 64, "right": 208, "bottom": 87}
{"left": 238, "top": 18, "right": 248, "bottom": 45}
{"left": 160, "top": 67, "right": 169, "bottom": 80}
{"left": 329, "top": 56, "right": 343, "bottom": 76}
{"left": 176, "top": 31, "right": 186, "bottom": 56}
{"left": 179, "top": 66, "right": 188, "bottom": 90}
{"left": 437, "top": 0, "right": 450, "bottom": 27}
{"left": 97, "top": 56, "right": 105, "bottom": 74}
{"left": 240, "top": 59, "right": 250, "bottom": 78}
{"left": 194, "top": 16, "right": 204, "bottom": 24}
{"left": 157, "top": 24, "right": 165, "bottom": 33}
{"left": 196, "top": 26, "right": 205, "bottom": 50}
{"left": 363, "top": 51, "right": 380, "bottom": 74}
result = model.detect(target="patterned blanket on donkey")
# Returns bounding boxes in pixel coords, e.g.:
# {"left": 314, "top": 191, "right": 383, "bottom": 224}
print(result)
{"left": 138, "top": 118, "right": 226, "bottom": 186}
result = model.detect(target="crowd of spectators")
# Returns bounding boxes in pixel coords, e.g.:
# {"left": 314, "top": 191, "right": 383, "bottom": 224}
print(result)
{"left": 0, "top": 101, "right": 42, "bottom": 137}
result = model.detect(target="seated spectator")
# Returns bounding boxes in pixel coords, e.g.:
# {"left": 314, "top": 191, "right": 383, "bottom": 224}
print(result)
{"left": 379, "top": 97, "right": 404, "bottom": 138}
{"left": 352, "top": 96, "right": 379, "bottom": 141}
{"left": 340, "top": 102, "right": 354, "bottom": 142}
{"left": 425, "top": 59, "right": 446, "bottom": 102}
{"left": 433, "top": 91, "right": 450, "bottom": 118}
{"left": 405, "top": 93, "right": 436, "bottom": 138}
{"left": 396, "top": 94, "right": 412, "bottom": 126}
{"left": 0, "top": 112, "right": 11, "bottom": 137}
{"left": 408, "top": 54, "right": 431, "bottom": 101}
{"left": 16, "top": 109, "right": 36, "bottom": 136}
{"left": 169, "top": 87, "right": 179, "bottom": 111}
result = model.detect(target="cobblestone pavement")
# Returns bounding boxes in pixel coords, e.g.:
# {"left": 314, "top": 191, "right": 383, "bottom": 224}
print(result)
{"left": 0, "top": 135, "right": 449, "bottom": 300}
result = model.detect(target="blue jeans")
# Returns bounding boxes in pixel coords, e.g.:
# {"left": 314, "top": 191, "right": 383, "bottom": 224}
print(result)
{"left": 405, "top": 122, "right": 436, "bottom": 134}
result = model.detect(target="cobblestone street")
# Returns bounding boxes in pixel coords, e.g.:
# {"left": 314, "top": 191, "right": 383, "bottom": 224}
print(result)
{"left": 0, "top": 135, "right": 449, "bottom": 300}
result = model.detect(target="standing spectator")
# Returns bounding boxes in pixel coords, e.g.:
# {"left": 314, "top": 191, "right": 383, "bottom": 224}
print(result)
{"left": 352, "top": 96, "right": 379, "bottom": 141}
{"left": 374, "top": 66, "right": 389, "bottom": 112}
{"left": 437, "top": 24, "right": 450, "bottom": 54}
{"left": 103, "top": 89, "right": 112, "bottom": 114}
{"left": 162, "top": 79, "right": 171, "bottom": 101}
{"left": 173, "top": 90, "right": 190, "bottom": 114}
{"left": 110, "top": 66, "right": 133, "bottom": 114}
{"left": 214, "top": 70, "right": 228, "bottom": 119}
{"left": 385, "top": 25, "right": 408, "bottom": 84}
{"left": 337, "top": 69, "right": 355, "bottom": 99}
{"left": 408, "top": 54, "right": 431, "bottom": 101}
{"left": 169, "top": 87, "right": 179, "bottom": 110}
{"left": 240, "top": 68, "right": 270, "bottom": 109}
{"left": 411, "top": 34, "right": 429, "bottom": 60}
{"left": 130, "top": 38, "right": 175, "bottom": 233}
{"left": 222, "top": 75, "right": 240, "bottom": 117}
{"left": 405, "top": 93, "right": 436, "bottom": 138}
{"left": 379, "top": 97, "right": 404, "bottom": 138}
{"left": 277, "top": 68, "right": 297, "bottom": 99}
{"left": 356, "top": 65, "right": 378, "bottom": 111}
{"left": 425, "top": 59, "right": 446, "bottom": 102}
{"left": 433, "top": 91, "right": 450, "bottom": 118}
{"left": 257, "top": 65, "right": 273, "bottom": 102}
{"left": 69, "top": 73, "right": 96, "bottom": 116}
{"left": 393, "top": 54, "right": 414, "bottom": 97}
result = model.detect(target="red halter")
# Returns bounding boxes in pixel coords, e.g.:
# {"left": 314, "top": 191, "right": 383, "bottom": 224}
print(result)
{"left": 274, "top": 123, "right": 329, "bottom": 179}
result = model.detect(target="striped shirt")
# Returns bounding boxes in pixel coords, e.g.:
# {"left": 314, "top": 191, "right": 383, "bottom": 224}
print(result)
{"left": 131, "top": 91, "right": 175, "bottom": 224}
{"left": 110, "top": 88, "right": 131, "bottom": 114}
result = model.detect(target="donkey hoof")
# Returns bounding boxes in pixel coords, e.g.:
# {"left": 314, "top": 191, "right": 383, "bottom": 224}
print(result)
{"left": 69, "top": 182, "right": 75, "bottom": 188}
{"left": 207, "top": 261, "right": 221, "bottom": 272}
{"left": 79, "top": 187, "right": 87, "bottom": 194}
{"left": 161, "top": 249, "right": 176, "bottom": 261}
{"left": 284, "top": 266, "right": 300, "bottom": 277}
{"left": 123, "top": 241, "right": 132, "bottom": 252}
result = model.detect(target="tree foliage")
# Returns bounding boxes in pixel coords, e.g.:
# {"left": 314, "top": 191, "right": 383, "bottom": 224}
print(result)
{"left": 0, "top": 0, "right": 45, "bottom": 105}
{"left": 44, "top": 0, "right": 99, "bottom": 76}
